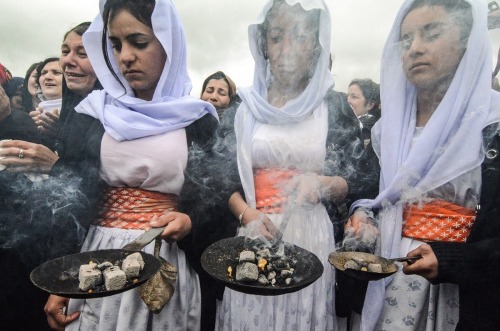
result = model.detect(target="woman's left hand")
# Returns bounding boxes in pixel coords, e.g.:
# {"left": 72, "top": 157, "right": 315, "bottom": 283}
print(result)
{"left": 45, "top": 294, "right": 80, "bottom": 330}
{"left": 0, "top": 140, "right": 59, "bottom": 173}
{"left": 30, "top": 108, "right": 60, "bottom": 138}
{"left": 282, "top": 173, "right": 348, "bottom": 205}
{"left": 282, "top": 173, "right": 322, "bottom": 205}
{"left": 148, "top": 211, "right": 192, "bottom": 243}
{"left": 402, "top": 243, "right": 439, "bottom": 281}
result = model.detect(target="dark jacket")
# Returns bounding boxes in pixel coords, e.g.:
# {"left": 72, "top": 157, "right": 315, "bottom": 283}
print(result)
{"left": 0, "top": 109, "right": 41, "bottom": 143}
{"left": 429, "top": 123, "right": 500, "bottom": 331}
{"left": 0, "top": 89, "right": 102, "bottom": 331}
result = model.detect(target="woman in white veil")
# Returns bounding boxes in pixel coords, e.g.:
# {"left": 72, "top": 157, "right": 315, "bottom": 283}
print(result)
{"left": 345, "top": 0, "right": 500, "bottom": 330}
{"left": 44, "top": 0, "right": 218, "bottom": 330}
{"left": 215, "top": 0, "right": 367, "bottom": 330}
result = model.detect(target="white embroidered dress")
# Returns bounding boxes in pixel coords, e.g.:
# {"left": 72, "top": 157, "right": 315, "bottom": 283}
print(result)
{"left": 66, "top": 130, "right": 201, "bottom": 331}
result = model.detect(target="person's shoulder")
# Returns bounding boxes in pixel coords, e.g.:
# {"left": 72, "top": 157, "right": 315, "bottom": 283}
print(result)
{"left": 187, "top": 113, "right": 219, "bottom": 149}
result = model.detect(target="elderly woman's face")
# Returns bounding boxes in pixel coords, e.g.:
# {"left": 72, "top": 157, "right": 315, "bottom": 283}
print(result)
{"left": 108, "top": 9, "right": 167, "bottom": 101}
{"left": 266, "top": 3, "right": 319, "bottom": 85}
{"left": 400, "top": 5, "right": 466, "bottom": 91}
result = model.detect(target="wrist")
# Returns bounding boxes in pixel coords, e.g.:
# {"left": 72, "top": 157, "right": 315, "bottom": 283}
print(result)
{"left": 238, "top": 205, "right": 250, "bottom": 226}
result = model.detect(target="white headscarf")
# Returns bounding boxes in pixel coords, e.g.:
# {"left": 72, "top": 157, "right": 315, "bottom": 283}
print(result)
{"left": 76, "top": 0, "right": 217, "bottom": 141}
{"left": 352, "top": 0, "right": 500, "bottom": 329}
{"left": 235, "top": 0, "right": 334, "bottom": 207}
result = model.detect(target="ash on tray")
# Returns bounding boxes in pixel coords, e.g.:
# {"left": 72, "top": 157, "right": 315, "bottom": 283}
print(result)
{"left": 229, "top": 247, "right": 297, "bottom": 287}
{"left": 343, "top": 256, "right": 382, "bottom": 273}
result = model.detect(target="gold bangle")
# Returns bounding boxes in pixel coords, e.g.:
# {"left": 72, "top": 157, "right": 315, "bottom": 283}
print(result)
{"left": 238, "top": 205, "right": 251, "bottom": 225}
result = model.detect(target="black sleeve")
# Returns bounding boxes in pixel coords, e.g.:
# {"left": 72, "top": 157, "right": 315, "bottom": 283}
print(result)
{"left": 429, "top": 127, "right": 500, "bottom": 285}
{"left": 46, "top": 113, "right": 105, "bottom": 258}
{"left": 178, "top": 112, "right": 240, "bottom": 275}
{"left": 323, "top": 91, "right": 379, "bottom": 204}
{"left": 322, "top": 91, "right": 380, "bottom": 242}
{"left": 429, "top": 237, "right": 500, "bottom": 285}
{"left": 0, "top": 110, "right": 42, "bottom": 143}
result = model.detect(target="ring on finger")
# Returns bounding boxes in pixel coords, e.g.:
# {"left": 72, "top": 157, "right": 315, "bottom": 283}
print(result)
{"left": 18, "top": 149, "right": 24, "bottom": 159}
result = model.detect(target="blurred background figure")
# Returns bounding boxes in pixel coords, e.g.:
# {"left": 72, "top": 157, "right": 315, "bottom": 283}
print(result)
{"left": 31, "top": 57, "right": 64, "bottom": 147}
{"left": 4, "top": 77, "right": 24, "bottom": 112}
{"left": 200, "top": 70, "right": 239, "bottom": 118}
{"left": 0, "top": 62, "right": 12, "bottom": 88}
{"left": 347, "top": 78, "right": 381, "bottom": 146}
{"left": 488, "top": 1, "right": 500, "bottom": 90}
{"left": 21, "top": 62, "right": 42, "bottom": 114}
{"left": 0, "top": 60, "right": 40, "bottom": 143}
{"left": 0, "top": 21, "right": 102, "bottom": 331}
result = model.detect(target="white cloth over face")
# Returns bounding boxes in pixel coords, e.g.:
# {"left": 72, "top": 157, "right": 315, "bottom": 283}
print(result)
{"left": 351, "top": 0, "right": 500, "bottom": 330}
{"left": 76, "top": 0, "right": 217, "bottom": 141}
{"left": 235, "top": 0, "right": 334, "bottom": 208}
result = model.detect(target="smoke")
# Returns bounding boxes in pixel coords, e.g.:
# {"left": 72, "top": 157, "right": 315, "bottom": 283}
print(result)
{"left": 0, "top": 170, "right": 90, "bottom": 268}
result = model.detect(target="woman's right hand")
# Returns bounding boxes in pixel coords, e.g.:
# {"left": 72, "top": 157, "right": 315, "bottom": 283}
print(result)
{"left": 44, "top": 294, "right": 80, "bottom": 330}
{"left": 240, "top": 206, "right": 278, "bottom": 240}
{"left": 344, "top": 209, "right": 379, "bottom": 241}
{"left": 229, "top": 192, "right": 278, "bottom": 240}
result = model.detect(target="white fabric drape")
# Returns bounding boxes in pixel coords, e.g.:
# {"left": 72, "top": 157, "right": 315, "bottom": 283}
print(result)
{"left": 235, "top": 0, "right": 334, "bottom": 208}
{"left": 76, "top": 0, "right": 217, "bottom": 142}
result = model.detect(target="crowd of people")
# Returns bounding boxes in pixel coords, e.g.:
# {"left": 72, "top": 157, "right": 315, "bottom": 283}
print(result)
{"left": 0, "top": 0, "right": 499, "bottom": 330}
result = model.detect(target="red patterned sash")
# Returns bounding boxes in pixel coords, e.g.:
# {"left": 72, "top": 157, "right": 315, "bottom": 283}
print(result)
{"left": 96, "top": 187, "right": 178, "bottom": 230}
{"left": 402, "top": 199, "right": 476, "bottom": 243}
{"left": 254, "top": 168, "right": 298, "bottom": 214}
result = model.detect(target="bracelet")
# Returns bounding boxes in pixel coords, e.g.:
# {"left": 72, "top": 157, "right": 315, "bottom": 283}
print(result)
{"left": 238, "top": 205, "right": 251, "bottom": 225}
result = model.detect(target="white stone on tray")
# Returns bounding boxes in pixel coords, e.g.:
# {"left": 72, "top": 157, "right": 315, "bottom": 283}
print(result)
{"left": 235, "top": 262, "right": 259, "bottom": 282}
{"left": 122, "top": 259, "right": 142, "bottom": 279}
{"left": 78, "top": 267, "right": 102, "bottom": 291}
{"left": 343, "top": 260, "right": 360, "bottom": 270}
{"left": 78, "top": 262, "right": 97, "bottom": 282}
{"left": 239, "top": 250, "right": 256, "bottom": 263}
{"left": 367, "top": 263, "right": 383, "bottom": 273}
{"left": 257, "top": 274, "right": 269, "bottom": 285}
{"left": 267, "top": 271, "right": 277, "bottom": 281}
{"left": 124, "top": 252, "right": 145, "bottom": 270}
{"left": 97, "top": 262, "right": 114, "bottom": 270}
{"left": 281, "top": 269, "right": 293, "bottom": 278}
{"left": 103, "top": 266, "right": 127, "bottom": 291}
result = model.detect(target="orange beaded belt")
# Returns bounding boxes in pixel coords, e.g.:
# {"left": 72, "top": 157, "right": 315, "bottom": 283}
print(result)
{"left": 254, "top": 168, "right": 298, "bottom": 214}
{"left": 96, "top": 186, "right": 178, "bottom": 230}
{"left": 402, "top": 199, "right": 476, "bottom": 243}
